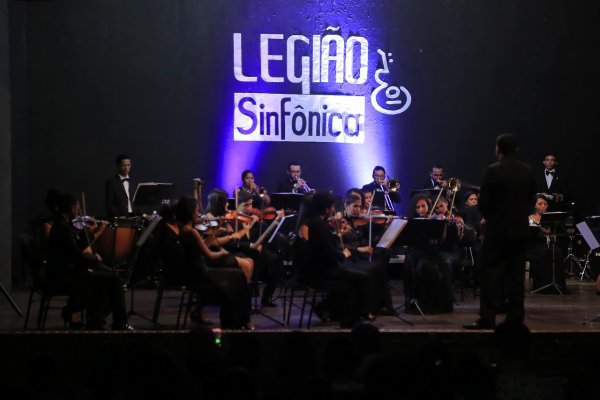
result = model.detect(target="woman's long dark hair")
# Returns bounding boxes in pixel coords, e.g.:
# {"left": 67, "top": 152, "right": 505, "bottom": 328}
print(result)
{"left": 206, "top": 189, "right": 229, "bottom": 217}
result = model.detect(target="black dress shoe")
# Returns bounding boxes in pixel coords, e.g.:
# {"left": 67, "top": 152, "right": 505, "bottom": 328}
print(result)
{"left": 463, "top": 320, "right": 495, "bottom": 330}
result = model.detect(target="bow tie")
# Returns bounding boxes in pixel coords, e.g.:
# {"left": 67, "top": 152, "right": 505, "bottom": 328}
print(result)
{"left": 121, "top": 177, "right": 129, "bottom": 182}
{"left": 545, "top": 170, "right": 555, "bottom": 176}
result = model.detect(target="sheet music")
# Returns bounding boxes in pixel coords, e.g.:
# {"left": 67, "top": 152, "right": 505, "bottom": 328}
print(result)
{"left": 376, "top": 218, "right": 408, "bottom": 249}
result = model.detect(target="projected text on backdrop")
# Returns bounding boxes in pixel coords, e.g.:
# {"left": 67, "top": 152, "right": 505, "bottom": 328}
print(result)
{"left": 232, "top": 29, "right": 411, "bottom": 144}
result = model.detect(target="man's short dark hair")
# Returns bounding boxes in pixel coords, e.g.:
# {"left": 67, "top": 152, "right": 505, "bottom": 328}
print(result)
{"left": 496, "top": 133, "right": 518, "bottom": 156}
{"left": 116, "top": 154, "right": 131, "bottom": 165}
{"left": 288, "top": 161, "right": 300, "bottom": 171}
{"left": 542, "top": 152, "right": 558, "bottom": 161}
{"left": 431, "top": 164, "right": 444, "bottom": 171}
{"left": 372, "top": 166, "right": 385, "bottom": 176}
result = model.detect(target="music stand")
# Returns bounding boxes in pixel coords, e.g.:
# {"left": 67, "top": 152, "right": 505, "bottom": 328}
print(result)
{"left": 576, "top": 221, "right": 600, "bottom": 281}
{"left": 270, "top": 192, "right": 305, "bottom": 212}
{"left": 409, "top": 188, "right": 441, "bottom": 199}
{"left": 132, "top": 182, "right": 174, "bottom": 215}
{"left": 530, "top": 212, "right": 569, "bottom": 295}
{"left": 390, "top": 218, "right": 447, "bottom": 319}
{"left": 268, "top": 214, "right": 299, "bottom": 243}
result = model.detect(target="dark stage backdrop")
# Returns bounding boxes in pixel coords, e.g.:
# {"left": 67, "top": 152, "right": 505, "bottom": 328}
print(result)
{"left": 9, "top": 0, "right": 600, "bottom": 271}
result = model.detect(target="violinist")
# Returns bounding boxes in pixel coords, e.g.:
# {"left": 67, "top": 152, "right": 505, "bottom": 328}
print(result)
{"left": 361, "top": 166, "right": 400, "bottom": 213}
{"left": 526, "top": 194, "right": 566, "bottom": 293}
{"left": 402, "top": 194, "right": 455, "bottom": 314}
{"left": 204, "top": 189, "right": 255, "bottom": 282}
{"left": 233, "top": 190, "right": 284, "bottom": 307}
{"left": 47, "top": 193, "right": 129, "bottom": 330}
{"left": 173, "top": 198, "right": 252, "bottom": 329}
{"left": 240, "top": 169, "right": 271, "bottom": 208}
{"left": 305, "top": 191, "right": 375, "bottom": 327}
{"left": 432, "top": 196, "right": 462, "bottom": 269}
{"left": 339, "top": 193, "right": 395, "bottom": 314}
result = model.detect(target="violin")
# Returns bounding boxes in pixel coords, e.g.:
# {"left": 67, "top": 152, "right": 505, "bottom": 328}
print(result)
{"left": 328, "top": 215, "right": 352, "bottom": 235}
{"left": 72, "top": 216, "right": 110, "bottom": 230}
{"left": 224, "top": 210, "right": 256, "bottom": 224}
{"left": 351, "top": 212, "right": 389, "bottom": 227}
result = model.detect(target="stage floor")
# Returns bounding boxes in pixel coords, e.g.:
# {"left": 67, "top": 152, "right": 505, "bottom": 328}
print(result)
{"left": 2, "top": 278, "right": 600, "bottom": 333}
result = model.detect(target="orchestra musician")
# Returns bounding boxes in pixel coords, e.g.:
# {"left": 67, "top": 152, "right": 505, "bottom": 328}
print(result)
{"left": 340, "top": 193, "right": 395, "bottom": 314}
{"left": 527, "top": 194, "right": 566, "bottom": 293}
{"left": 361, "top": 166, "right": 401, "bottom": 213}
{"left": 426, "top": 164, "right": 446, "bottom": 189}
{"left": 204, "top": 189, "right": 255, "bottom": 282}
{"left": 173, "top": 197, "right": 252, "bottom": 329}
{"left": 47, "top": 193, "right": 129, "bottom": 330}
{"left": 277, "top": 161, "right": 313, "bottom": 194}
{"left": 303, "top": 191, "right": 375, "bottom": 327}
{"left": 105, "top": 154, "right": 136, "bottom": 218}
{"left": 535, "top": 153, "right": 570, "bottom": 211}
{"left": 403, "top": 194, "right": 455, "bottom": 314}
{"left": 240, "top": 169, "right": 271, "bottom": 208}
{"left": 234, "top": 190, "right": 284, "bottom": 307}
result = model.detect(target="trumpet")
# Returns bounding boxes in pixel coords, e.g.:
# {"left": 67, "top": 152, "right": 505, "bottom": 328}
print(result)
{"left": 292, "top": 175, "right": 313, "bottom": 193}
{"left": 256, "top": 186, "right": 268, "bottom": 198}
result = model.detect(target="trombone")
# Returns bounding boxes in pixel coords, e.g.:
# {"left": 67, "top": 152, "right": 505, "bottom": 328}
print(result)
{"left": 386, "top": 175, "right": 400, "bottom": 193}
{"left": 428, "top": 177, "right": 461, "bottom": 218}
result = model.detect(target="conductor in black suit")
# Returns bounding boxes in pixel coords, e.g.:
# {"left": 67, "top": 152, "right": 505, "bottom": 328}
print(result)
{"left": 534, "top": 153, "right": 569, "bottom": 211}
{"left": 105, "top": 154, "right": 136, "bottom": 218}
{"left": 465, "top": 134, "right": 536, "bottom": 330}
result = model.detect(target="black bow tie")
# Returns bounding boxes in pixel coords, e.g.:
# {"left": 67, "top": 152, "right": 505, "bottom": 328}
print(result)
{"left": 121, "top": 178, "right": 129, "bottom": 182}
{"left": 545, "top": 170, "right": 554, "bottom": 176}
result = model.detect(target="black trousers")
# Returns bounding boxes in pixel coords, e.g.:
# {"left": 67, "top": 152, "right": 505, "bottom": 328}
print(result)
{"left": 195, "top": 267, "right": 250, "bottom": 329}
{"left": 479, "top": 238, "right": 527, "bottom": 325}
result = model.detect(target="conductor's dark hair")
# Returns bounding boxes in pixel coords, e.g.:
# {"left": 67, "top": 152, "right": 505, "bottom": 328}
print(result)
{"left": 115, "top": 154, "right": 131, "bottom": 165}
{"left": 496, "top": 133, "right": 518, "bottom": 156}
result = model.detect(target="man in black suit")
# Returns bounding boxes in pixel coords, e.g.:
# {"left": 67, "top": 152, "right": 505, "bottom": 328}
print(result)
{"left": 535, "top": 153, "right": 569, "bottom": 211}
{"left": 425, "top": 164, "right": 445, "bottom": 189}
{"left": 465, "top": 134, "right": 536, "bottom": 330}
{"left": 105, "top": 154, "right": 135, "bottom": 218}
{"left": 361, "top": 166, "right": 401, "bottom": 213}
{"left": 276, "top": 161, "right": 314, "bottom": 193}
